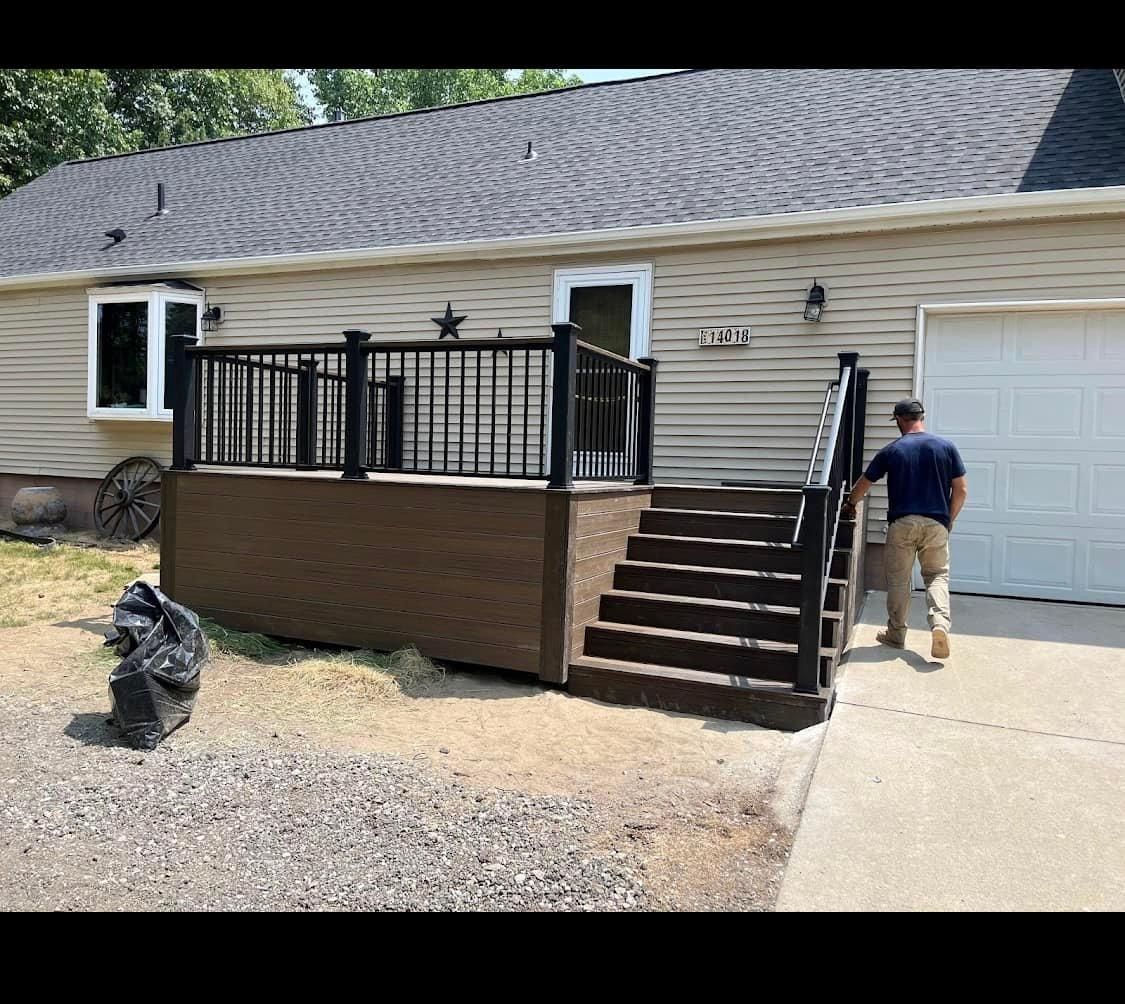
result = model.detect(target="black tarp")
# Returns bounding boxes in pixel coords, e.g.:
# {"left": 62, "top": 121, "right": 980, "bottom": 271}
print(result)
{"left": 104, "top": 581, "right": 208, "bottom": 750}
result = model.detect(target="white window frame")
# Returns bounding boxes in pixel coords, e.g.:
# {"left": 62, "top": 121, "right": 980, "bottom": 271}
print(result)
{"left": 87, "top": 285, "right": 204, "bottom": 421}
{"left": 552, "top": 263, "right": 654, "bottom": 358}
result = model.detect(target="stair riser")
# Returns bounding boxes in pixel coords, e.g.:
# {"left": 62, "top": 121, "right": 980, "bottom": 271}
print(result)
{"left": 600, "top": 595, "right": 837, "bottom": 646}
{"left": 627, "top": 537, "right": 850, "bottom": 577}
{"left": 640, "top": 511, "right": 854, "bottom": 547}
{"left": 613, "top": 565, "right": 845, "bottom": 609}
{"left": 650, "top": 487, "right": 801, "bottom": 516}
{"left": 640, "top": 510, "right": 789, "bottom": 543}
{"left": 567, "top": 666, "right": 829, "bottom": 730}
{"left": 584, "top": 626, "right": 811, "bottom": 683}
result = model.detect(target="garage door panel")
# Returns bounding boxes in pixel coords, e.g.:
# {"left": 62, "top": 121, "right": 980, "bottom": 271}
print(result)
{"left": 948, "top": 533, "right": 993, "bottom": 586}
{"left": 1010, "top": 388, "right": 1083, "bottom": 438}
{"left": 1094, "top": 388, "right": 1125, "bottom": 438}
{"left": 963, "top": 460, "right": 996, "bottom": 511}
{"left": 1002, "top": 536, "right": 1076, "bottom": 591}
{"left": 1088, "top": 541, "right": 1125, "bottom": 596}
{"left": 925, "top": 307, "right": 1125, "bottom": 605}
{"left": 1013, "top": 311, "right": 1090, "bottom": 362}
{"left": 1091, "top": 466, "right": 1125, "bottom": 515}
{"left": 929, "top": 387, "right": 1000, "bottom": 437}
{"left": 1007, "top": 462, "right": 1080, "bottom": 514}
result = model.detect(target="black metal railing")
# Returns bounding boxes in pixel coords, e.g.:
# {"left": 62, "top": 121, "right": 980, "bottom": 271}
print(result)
{"left": 792, "top": 351, "right": 869, "bottom": 695}
{"left": 169, "top": 322, "right": 658, "bottom": 486}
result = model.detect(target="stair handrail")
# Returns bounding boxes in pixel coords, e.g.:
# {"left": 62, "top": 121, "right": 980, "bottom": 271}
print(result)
{"left": 793, "top": 352, "right": 863, "bottom": 696}
{"left": 791, "top": 378, "right": 840, "bottom": 546}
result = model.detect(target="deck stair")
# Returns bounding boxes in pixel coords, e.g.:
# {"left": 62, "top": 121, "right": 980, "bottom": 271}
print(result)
{"left": 568, "top": 485, "right": 860, "bottom": 729}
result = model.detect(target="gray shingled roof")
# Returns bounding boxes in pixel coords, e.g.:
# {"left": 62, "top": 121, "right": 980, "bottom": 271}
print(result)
{"left": 2, "top": 67, "right": 1125, "bottom": 281}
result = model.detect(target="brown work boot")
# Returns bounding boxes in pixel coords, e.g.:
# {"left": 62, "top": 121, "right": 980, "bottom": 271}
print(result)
{"left": 931, "top": 627, "right": 951, "bottom": 659}
{"left": 876, "top": 630, "right": 905, "bottom": 649}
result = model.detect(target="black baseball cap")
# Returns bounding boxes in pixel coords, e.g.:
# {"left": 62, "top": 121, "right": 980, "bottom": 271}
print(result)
{"left": 892, "top": 397, "right": 925, "bottom": 420}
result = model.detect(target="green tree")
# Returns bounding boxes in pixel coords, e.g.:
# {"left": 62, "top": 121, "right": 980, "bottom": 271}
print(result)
{"left": 304, "top": 68, "right": 582, "bottom": 120}
{"left": 0, "top": 69, "right": 310, "bottom": 197}
{"left": 0, "top": 70, "right": 126, "bottom": 197}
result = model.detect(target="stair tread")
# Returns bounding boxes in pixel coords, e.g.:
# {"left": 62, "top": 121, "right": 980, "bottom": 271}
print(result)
{"left": 646, "top": 508, "right": 795, "bottom": 520}
{"left": 616, "top": 559, "right": 848, "bottom": 586}
{"left": 586, "top": 620, "right": 836, "bottom": 657}
{"left": 633, "top": 532, "right": 853, "bottom": 553}
{"left": 604, "top": 589, "right": 844, "bottom": 619}
{"left": 571, "top": 655, "right": 818, "bottom": 697}
{"left": 661, "top": 484, "right": 801, "bottom": 495}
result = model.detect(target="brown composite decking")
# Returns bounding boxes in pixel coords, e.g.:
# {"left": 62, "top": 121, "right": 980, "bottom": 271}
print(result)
{"left": 161, "top": 467, "right": 650, "bottom": 678}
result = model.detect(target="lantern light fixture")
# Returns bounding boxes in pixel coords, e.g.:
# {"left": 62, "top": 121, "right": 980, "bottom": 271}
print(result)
{"left": 804, "top": 280, "right": 826, "bottom": 322}
{"left": 201, "top": 305, "right": 223, "bottom": 332}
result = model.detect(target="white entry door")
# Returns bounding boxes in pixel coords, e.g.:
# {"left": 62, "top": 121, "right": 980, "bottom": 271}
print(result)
{"left": 922, "top": 306, "right": 1125, "bottom": 605}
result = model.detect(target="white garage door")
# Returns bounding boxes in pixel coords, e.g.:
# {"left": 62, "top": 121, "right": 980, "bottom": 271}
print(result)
{"left": 923, "top": 307, "right": 1125, "bottom": 605}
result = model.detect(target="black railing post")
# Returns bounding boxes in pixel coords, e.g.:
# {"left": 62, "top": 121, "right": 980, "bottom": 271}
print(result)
{"left": 296, "top": 358, "right": 320, "bottom": 471}
{"left": 171, "top": 334, "right": 198, "bottom": 471}
{"left": 852, "top": 367, "right": 870, "bottom": 484}
{"left": 635, "top": 356, "right": 658, "bottom": 485}
{"left": 837, "top": 351, "right": 860, "bottom": 488}
{"left": 385, "top": 375, "right": 405, "bottom": 471}
{"left": 548, "top": 322, "right": 580, "bottom": 489}
{"left": 342, "top": 329, "right": 371, "bottom": 480}
{"left": 796, "top": 483, "right": 830, "bottom": 694}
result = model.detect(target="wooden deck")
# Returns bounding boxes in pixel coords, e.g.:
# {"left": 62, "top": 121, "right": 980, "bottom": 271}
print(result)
{"left": 160, "top": 467, "right": 650, "bottom": 677}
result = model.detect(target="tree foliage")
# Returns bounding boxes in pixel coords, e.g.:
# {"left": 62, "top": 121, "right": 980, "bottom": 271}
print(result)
{"left": 0, "top": 68, "right": 582, "bottom": 198}
{"left": 303, "top": 68, "right": 582, "bottom": 120}
{"left": 0, "top": 69, "right": 309, "bottom": 197}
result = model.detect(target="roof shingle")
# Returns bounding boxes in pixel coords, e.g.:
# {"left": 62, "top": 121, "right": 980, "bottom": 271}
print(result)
{"left": 1, "top": 67, "right": 1124, "bottom": 280}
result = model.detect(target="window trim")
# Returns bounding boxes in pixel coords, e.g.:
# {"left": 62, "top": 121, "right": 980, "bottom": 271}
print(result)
{"left": 87, "top": 285, "right": 204, "bottom": 421}
{"left": 552, "top": 263, "right": 654, "bottom": 359}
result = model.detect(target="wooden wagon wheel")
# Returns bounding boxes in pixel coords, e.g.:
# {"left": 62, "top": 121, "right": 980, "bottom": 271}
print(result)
{"left": 94, "top": 456, "right": 163, "bottom": 541}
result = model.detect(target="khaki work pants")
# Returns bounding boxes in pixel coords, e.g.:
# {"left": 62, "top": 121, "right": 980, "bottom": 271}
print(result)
{"left": 883, "top": 515, "right": 951, "bottom": 645}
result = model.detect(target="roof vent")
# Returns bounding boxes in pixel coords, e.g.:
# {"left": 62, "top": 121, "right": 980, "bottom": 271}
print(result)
{"left": 156, "top": 181, "right": 169, "bottom": 216}
{"left": 104, "top": 228, "right": 126, "bottom": 244}
{"left": 520, "top": 141, "right": 538, "bottom": 163}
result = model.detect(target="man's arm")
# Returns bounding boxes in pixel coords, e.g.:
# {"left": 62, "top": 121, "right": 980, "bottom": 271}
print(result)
{"left": 841, "top": 476, "right": 873, "bottom": 519}
{"left": 950, "top": 475, "right": 968, "bottom": 526}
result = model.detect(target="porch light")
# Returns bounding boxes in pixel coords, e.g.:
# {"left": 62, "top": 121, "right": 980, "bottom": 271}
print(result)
{"left": 201, "top": 305, "right": 223, "bottom": 332}
{"left": 804, "top": 281, "right": 826, "bottom": 322}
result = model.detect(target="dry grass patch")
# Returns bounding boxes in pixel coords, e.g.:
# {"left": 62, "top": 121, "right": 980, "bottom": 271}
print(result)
{"left": 282, "top": 646, "right": 447, "bottom": 702}
{"left": 0, "top": 540, "right": 157, "bottom": 629}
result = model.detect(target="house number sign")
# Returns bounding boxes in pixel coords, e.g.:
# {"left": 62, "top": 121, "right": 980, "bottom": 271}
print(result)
{"left": 698, "top": 326, "right": 751, "bottom": 346}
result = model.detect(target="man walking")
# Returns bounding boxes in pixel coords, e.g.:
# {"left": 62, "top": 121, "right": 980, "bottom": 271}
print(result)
{"left": 844, "top": 398, "right": 968, "bottom": 659}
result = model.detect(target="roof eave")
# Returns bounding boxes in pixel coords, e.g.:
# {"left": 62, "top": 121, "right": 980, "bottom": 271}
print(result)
{"left": 3, "top": 185, "right": 1125, "bottom": 291}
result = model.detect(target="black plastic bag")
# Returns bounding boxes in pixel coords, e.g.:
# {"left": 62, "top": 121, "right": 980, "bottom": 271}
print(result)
{"left": 103, "top": 581, "right": 209, "bottom": 750}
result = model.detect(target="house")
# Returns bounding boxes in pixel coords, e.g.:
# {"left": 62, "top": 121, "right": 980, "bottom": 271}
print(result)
{"left": 1, "top": 68, "right": 1124, "bottom": 727}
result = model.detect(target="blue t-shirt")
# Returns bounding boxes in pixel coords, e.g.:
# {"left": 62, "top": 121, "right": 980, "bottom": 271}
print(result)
{"left": 864, "top": 432, "right": 967, "bottom": 529}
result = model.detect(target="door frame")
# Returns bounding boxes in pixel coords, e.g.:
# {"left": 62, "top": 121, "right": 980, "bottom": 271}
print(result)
{"left": 551, "top": 263, "right": 654, "bottom": 359}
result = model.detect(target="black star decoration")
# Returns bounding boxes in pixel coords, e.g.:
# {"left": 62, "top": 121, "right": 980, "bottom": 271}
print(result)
{"left": 492, "top": 328, "right": 509, "bottom": 356}
{"left": 432, "top": 302, "right": 467, "bottom": 339}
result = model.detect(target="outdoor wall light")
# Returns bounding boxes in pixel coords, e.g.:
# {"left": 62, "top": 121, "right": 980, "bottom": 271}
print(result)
{"left": 804, "top": 281, "right": 826, "bottom": 322}
{"left": 201, "top": 305, "right": 223, "bottom": 332}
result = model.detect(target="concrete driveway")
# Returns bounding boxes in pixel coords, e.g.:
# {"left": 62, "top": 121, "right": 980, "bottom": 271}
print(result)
{"left": 777, "top": 591, "right": 1125, "bottom": 912}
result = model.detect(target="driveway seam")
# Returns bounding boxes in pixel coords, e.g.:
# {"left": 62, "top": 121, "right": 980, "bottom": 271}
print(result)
{"left": 835, "top": 698, "right": 1125, "bottom": 747}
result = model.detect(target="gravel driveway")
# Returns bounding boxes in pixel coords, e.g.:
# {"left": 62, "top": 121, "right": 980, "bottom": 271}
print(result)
{"left": 0, "top": 694, "right": 649, "bottom": 911}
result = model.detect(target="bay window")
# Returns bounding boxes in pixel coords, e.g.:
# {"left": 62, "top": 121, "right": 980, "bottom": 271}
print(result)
{"left": 87, "top": 284, "right": 204, "bottom": 420}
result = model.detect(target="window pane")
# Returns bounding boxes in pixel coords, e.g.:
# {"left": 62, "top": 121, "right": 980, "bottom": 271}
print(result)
{"left": 569, "top": 284, "right": 632, "bottom": 357}
{"left": 570, "top": 285, "right": 633, "bottom": 456}
{"left": 97, "top": 302, "right": 148, "bottom": 409}
{"left": 163, "top": 301, "right": 198, "bottom": 410}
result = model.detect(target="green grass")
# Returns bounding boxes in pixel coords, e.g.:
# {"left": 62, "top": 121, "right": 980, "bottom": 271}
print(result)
{"left": 199, "top": 617, "right": 290, "bottom": 659}
{"left": 0, "top": 540, "right": 150, "bottom": 629}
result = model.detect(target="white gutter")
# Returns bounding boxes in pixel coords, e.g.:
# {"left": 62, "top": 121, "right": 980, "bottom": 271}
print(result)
{"left": 2, "top": 185, "right": 1125, "bottom": 291}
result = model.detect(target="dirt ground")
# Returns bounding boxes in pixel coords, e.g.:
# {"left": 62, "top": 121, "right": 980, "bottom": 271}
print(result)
{"left": 0, "top": 535, "right": 824, "bottom": 911}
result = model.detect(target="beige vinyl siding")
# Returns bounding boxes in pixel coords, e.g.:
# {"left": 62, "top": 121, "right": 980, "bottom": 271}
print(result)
{"left": 645, "top": 216, "right": 1125, "bottom": 537}
{"left": 3, "top": 216, "right": 1125, "bottom": 542}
